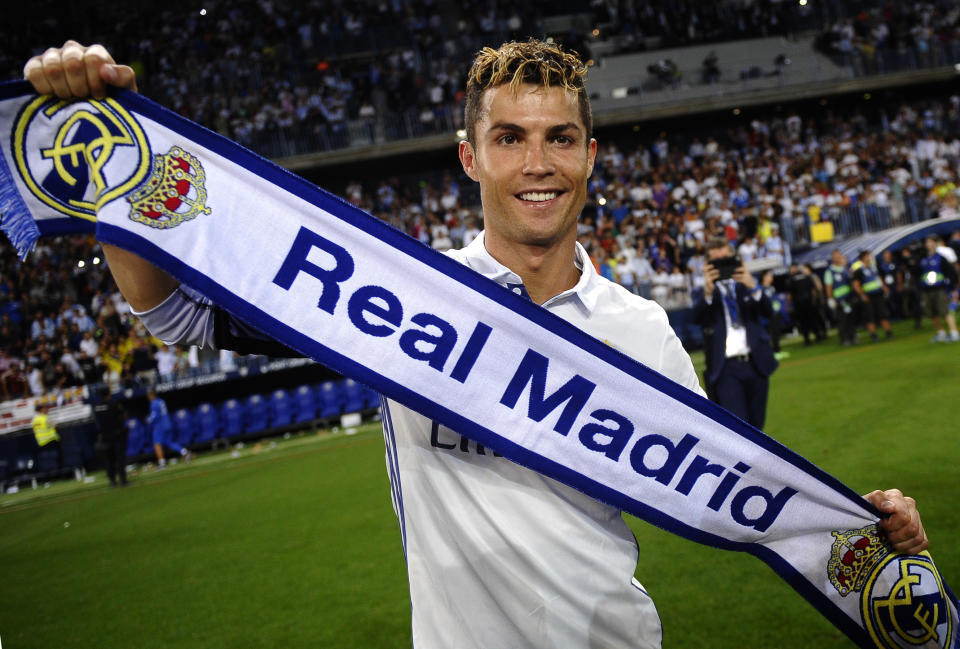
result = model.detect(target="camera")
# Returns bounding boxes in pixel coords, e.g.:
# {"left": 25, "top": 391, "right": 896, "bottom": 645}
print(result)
{"left": 712, "top": 255, "right": 742, "bottom": 280}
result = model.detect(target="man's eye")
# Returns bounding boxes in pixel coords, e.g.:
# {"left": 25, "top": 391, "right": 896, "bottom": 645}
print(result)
{"left": 553, "top": 135, "right": 573, "bottom": 145}
{"left": 499, "top": 134, "right": 517, "bottom": 144}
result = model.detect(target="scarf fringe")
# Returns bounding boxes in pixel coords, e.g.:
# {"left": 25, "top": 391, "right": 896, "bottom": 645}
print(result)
{"left": 0, "top": 141, "right": 38, "bottom": 260}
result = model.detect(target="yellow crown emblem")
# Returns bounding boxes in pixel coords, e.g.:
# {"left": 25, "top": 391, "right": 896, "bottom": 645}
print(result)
{"left": 127, "top": 146, "right": 211, "bottom": 229}
{"left": 827, "top": 525, "right": 890, "bottom": 597}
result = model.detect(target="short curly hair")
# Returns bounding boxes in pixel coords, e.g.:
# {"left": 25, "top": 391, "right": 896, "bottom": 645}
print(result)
{"left": 463, "top": 39, "right": 592, "bottom": 146}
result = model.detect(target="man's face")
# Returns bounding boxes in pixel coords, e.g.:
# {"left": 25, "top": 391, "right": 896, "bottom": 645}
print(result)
{"left": 459, "top": 83, "right": 596, "bottom": 253}
{"left": 832, "top": 251, "right": 844, "bottom": 265}
{"left": 925, "top": 237, "right": 936, "bottom": 252}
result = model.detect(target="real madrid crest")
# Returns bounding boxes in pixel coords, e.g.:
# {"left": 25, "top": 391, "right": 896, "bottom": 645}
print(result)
{"left": 126, "top": 146, "right": 211, "bottom": 229}
{"left": 828, "top": 525, "right": 954, "bottom": 648}
{"left": 13, "top": 95, "right": 152, "bottom": 220}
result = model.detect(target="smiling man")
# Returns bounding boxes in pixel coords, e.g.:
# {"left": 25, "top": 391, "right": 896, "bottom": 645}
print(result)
{"left": 24, "top": 38, "right": 930, "bottom": 649}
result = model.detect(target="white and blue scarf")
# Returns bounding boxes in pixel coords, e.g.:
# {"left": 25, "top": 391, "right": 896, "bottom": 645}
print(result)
{"left": 0, "top": 81, "right": 956, "bottom": 649}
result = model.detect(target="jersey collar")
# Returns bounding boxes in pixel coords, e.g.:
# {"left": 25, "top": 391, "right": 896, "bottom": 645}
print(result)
{"left": 458, "top": 231, "right": 599, "bottom": 314}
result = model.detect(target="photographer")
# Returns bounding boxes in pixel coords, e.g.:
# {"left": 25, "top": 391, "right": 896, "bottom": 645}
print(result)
{"left": 692, "top": 238, "right": 778, "bottom": 429}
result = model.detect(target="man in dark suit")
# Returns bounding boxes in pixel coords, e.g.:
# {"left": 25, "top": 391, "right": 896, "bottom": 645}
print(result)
{"left": 692, "top": 238, "right": 778, "bottom": 429}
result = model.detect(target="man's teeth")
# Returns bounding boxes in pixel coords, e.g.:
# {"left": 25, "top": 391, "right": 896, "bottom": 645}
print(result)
{"left": 519, "top": 192, "right": 558, "bottom": 202}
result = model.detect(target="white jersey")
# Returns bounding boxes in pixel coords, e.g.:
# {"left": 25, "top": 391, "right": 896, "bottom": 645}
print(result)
{"left": 137, "top": 231, "right": 703, "bottom": 649}
{"left": 388, "top": 233, "right": 702, "bottom": 648}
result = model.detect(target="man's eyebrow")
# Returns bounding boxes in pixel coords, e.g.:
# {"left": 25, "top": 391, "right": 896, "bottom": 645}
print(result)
{"left": 485, "top": 122, "right": 583, "bottom": 135}
{"left": 547, "top": 122, "right": 583, "bottom": 136}
{"left": 487, "top": 122, "right": 526, "bottom": 134}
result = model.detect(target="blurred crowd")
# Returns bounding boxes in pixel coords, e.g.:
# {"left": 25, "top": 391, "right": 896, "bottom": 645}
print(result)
{"left": 5, "top": 88, "right": 960, "bottom": 402}
{"left": 0, "top": 237, "right": 242, "bottom": 402}
{"left": 3, "top": 0, "right": 903, "bottom": 158}
{"left": 589, "top": 0, "right": 803, "bottom": 55}
{"left": 815, "top": 2, "right": 960, "bottom": 74}
{"left": 5, "top": 1, "right": 960, "bottom": 403}
{"left": 349, "top": 93, "right": 960, "bottom": 310}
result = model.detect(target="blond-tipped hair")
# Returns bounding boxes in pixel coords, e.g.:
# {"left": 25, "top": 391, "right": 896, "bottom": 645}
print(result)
{"left": 463, "top": 39, "right": 591, "bottom": 145}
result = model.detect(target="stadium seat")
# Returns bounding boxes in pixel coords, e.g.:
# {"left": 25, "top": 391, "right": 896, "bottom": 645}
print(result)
{"left": 172, "top": 408, "right": 197, "bottom": 447}
{"left": 316, "top": 381, "right": 345, "bottom": 420}
{"left": 193, "top": 403, "right": 221, "bottom": 444}
{"left": 360, "top": 383, "right": 380, "bottom": 410}
{"left": 125, "top": 418, "right": 148, "bottom": 458}
{"left": 292, "top": 384, "right": 318, "bottom": 424}
{"left": 244, "top": 394, "right": 269, "bottom": 435}
{"left": 269, "top": 389, "right": 294, "bottom": 428}
{"left": 220, "top": 399, "right": 245, "bottom": 440}
{"left": 342, "top": 378, "right": 366, "bottom": 414}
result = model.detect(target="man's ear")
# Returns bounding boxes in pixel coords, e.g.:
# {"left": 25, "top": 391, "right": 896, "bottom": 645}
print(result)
{"left": 587, "top": 138, "right": 597, "bottom": 177}
{"left": 459, "top": 140, "right": 480, "bottom": 182}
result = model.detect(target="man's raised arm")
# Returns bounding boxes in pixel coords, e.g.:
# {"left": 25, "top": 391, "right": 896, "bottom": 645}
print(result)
{"left": 23, "top": 40, "right": 180, "bottom": 312}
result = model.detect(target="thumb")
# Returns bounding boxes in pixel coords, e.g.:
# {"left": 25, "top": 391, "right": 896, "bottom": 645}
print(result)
{"left": 100, "top": 64, "right": 138, "bottom": 93}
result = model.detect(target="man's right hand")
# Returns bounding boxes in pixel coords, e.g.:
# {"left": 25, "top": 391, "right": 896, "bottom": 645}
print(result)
{"left": 703, "top": 262, "right": 720, "bottom": 296}
{"left": 24, "top": 41, "right": 178, "bottom": 312}
{"left": 23, "top": 40, "right": 137, "bottom": 100}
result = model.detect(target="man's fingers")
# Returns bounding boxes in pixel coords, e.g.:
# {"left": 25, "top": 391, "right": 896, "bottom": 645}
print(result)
{"left": 23, "top": 56, "right": 53, "bottom": 95}
{"left": 885, "top": 519, "right": 928, "bottom": 554}
{"left": 83, "top": 45, "right": 112, "bottom": 99}
{"left": 866, "top": 489, "right": 929, "bottom": 554}
{"left": 61, "top": 44, "right": 90, "bottom": 98}
{"left": 22, "top": 41, "right": 135, "bottom": 100}
{"left": 39, "top": 47, "right": 72, "bottom": 98}
{"left": 105, "top": 65, "right": 138, "bottom": 93}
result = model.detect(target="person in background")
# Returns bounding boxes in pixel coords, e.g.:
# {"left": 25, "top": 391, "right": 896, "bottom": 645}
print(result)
{"left": 153, "top": 344, "right": 178, "bottom": 383}
{"left": 93, "top": 388, "right": 128, "bottom": 487}
{"left": 801, "top": 264, "right": 828, "bottom": 342}
{"left": 920, "top": 235, "right": 960, "bottom": 342}
{"left": 760, "top": 270, "right": 788, "bottom": 360}
{"left": 146, "top": 389, "right": 189, "bottom": 468}
{"left": 31, "top": 402, "right": 61, "bottom": 466}
{"left": 693, "top": 238, "right": 778, "bottom": 429}
{"left": 824, "top": 250, "right": 856, "bottom": 346}
{"left": 851, "top": 250, "right": 893, "bottom": 342}
{"left": 877, "top": 249, "right": 901, "bottom": 320}
{"left": 899, "top": 247, "right": 924, "bottom": 330}
{"left": 787, "top": 263, "right": 821, "bottom": 346}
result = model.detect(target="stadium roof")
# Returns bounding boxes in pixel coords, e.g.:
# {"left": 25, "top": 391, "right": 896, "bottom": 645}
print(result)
{"left": 794, "top": 216, "right": 960, "bottom": 266}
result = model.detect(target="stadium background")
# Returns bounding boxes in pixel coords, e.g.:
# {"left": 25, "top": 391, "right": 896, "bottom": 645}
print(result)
{"left": 1, "top": 1, "right": 960, "bottom": 647}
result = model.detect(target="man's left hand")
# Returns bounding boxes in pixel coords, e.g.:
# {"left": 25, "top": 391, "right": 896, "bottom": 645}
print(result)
{"left": 864, "top": 489, "right": 929, "bottom": 554}
{"left": 732, "top": 265, "right": 756, "bottom": 290}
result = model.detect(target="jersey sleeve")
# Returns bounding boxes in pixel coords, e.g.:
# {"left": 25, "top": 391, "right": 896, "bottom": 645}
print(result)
{"left": 656, "top": 310, "right": 706, "bottom": 397}
{"left": 134, "top": 285, "right": 300, "bottom": 358}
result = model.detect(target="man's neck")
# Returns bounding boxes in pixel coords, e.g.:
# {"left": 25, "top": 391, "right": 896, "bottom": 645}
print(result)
{"left": 483, "top": 235, "right": 580, "bottom": 305}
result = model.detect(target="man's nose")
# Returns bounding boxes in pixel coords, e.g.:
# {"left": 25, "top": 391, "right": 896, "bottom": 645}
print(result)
{"left": 523, "top": 142, "right": 555, "bottom": 176}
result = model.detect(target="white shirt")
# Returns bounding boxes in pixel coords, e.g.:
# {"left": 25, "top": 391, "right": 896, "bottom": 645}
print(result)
{"left": 708, "top": 280, "right": 758, "bottom": 357}
{"left": 394, "top": 233, "right": 703, "bottom": 649}
{"left": 155, "top": 349, "right": 178, "bottom": 377}
{"left": 136, "top": 231, "right": 703, "bottom": 649}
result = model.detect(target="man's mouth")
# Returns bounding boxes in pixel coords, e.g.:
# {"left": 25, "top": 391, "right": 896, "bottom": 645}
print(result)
{"left": 517, "top": 191, "right": 562, "bottom": 202}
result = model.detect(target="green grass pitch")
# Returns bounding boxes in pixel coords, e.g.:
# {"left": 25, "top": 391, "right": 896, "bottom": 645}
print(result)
{"left": 1, "top": 321, "right": 957, "bottom": 648}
